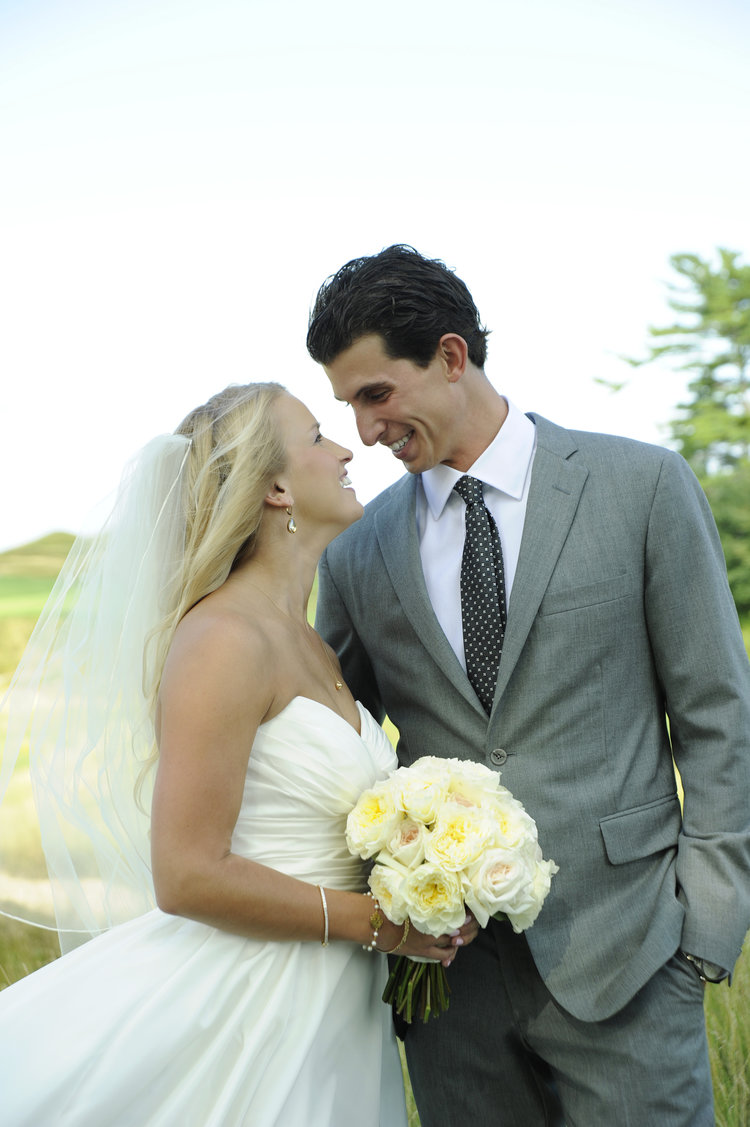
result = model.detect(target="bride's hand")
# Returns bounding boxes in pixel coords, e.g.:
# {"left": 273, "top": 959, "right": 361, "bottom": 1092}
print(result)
{"left": 378, "top": 911, "right": 479, "bottom": 968}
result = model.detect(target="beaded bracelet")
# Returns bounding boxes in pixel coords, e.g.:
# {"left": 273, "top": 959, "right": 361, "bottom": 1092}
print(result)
{"left": 317, "top": 884, "right": 329, "bottom": 947}
{"left": 362, "top": 890, "right": 384, "bottom": 951}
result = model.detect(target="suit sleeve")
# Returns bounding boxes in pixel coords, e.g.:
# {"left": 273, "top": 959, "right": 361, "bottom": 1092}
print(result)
{"left": 315, "top": 550, "right": 386, "bottom": 724}
{"left": 644, "top": 451, "right": 750, "bottom": 971}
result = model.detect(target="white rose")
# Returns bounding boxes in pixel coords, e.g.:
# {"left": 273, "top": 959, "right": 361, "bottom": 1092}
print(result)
{"left": 407, "top": 756, "right": 450, "bottom": 774}
{"left": 464, "top": 844, "right": 541, "bottom": 927}
{"left": 387, "top": 817, "right": 428, "bottom": 869}
{"left": 393, "top": 762, "right": 449, "bottom": 825}
{"left": 485, "top": 793, "right": 539, "bottom": 851}
{"left": 505, "top": 856, "right": 559, "bottom": 933}
{"left": 444, "top": 759, "right": 504, "bottom": 806}
{"left": 401, "top": 863, "right": 466, "bottom": 936}
{"left": 368, "top": 859, "right": 410, "bottom": 926}
{"left": 345, "top": 781, "right": 404, "bottom": 859}
{"left": 424, "top": 804, "right": 497, "bottom": 872}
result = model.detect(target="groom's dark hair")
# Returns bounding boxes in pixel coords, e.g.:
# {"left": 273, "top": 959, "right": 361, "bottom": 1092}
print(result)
{"left": 306, "top": 244, "right": 489, "bottom": 369}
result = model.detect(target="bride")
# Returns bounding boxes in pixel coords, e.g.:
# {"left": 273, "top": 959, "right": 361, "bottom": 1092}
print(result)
{"left": 0, "top": 382, "right": 477, "bottom": 1126}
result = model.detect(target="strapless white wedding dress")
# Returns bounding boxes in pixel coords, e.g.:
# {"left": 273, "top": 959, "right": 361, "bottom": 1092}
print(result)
{"left": 0, "top": 698, "right": 408, "bottom": 1127}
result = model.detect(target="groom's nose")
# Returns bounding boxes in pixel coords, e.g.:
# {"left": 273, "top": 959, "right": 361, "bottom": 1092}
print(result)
{"left": 353, "top": 407, "right": 383, "bottom": 447}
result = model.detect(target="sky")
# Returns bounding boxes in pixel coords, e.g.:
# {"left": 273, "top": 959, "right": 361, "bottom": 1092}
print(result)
{"left": 1, "top": 0, "right": 749, "bottom": 551}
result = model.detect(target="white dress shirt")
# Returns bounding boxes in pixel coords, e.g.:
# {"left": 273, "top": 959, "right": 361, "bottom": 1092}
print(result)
{"left": 416, "top": 399, "right": 536, "bottom": 671}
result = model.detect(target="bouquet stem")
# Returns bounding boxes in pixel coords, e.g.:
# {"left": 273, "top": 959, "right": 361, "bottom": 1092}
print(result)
{"left": 382, "top": 956, "right": 451, "bottom": 1024}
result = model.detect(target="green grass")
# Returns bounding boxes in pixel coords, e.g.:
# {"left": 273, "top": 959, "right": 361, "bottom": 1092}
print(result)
{"left": 707, "top": 943, "right": 750, "bottom": 1127}
{"left": 0, "top": 532, "right": 76, "bottom": 577}
{"left": 0, "top": 916, "right": 60, "bottom": 991}
{"left": 0, "top": 575, "right": 59, "bottom": 619}
{"left": 0, "top": 533, "right": 74, "bottom": 678}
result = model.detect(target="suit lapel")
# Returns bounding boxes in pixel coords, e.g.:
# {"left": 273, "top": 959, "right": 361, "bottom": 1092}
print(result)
{"left": 373, "top": 475, "right": 484, "bottom": 714}
{"left": 369, "top": 416, "right": 589, "bottom": 718}
{"left": 492, "top": 416, "right": 589, "bottom": 707}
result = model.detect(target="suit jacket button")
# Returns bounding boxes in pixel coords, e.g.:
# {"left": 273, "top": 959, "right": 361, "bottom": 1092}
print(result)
{"left": 490, "top": 748, "right": 507, "bottom": 766}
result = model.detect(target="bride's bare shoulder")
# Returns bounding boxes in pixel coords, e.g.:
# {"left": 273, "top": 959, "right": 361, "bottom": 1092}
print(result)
{"left": 160, "top": 589, "right": 281, "bottom": 717}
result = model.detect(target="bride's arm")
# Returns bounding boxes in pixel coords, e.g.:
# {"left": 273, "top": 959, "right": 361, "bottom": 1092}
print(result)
{"left": 150, "top": 604, "right": 475, "bottom": 963}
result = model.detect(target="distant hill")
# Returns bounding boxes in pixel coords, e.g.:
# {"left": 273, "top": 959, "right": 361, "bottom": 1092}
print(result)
{"left": 0, "top": 533, "right": 75, "bottom": 578}
{"left": 0, "top": 535, "right": 76, "bottom": 675}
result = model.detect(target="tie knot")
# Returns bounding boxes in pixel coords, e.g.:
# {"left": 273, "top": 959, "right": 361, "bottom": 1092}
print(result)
{"left": 454, "top": 475, "right": 485, "bottom": 508}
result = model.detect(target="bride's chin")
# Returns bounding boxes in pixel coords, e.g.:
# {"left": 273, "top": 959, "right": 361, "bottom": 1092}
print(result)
{"left": 336, "top": 501, "right": 364, "bottom": 534}
{"left": 347, "top": 500, "right": 365, "bottom": 525}
{"left": 317, "top": 505, "right": 364, "bottom": 549}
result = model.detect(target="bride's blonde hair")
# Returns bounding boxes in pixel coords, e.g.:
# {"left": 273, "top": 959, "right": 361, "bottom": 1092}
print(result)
{"left": 174, "top": 381, "right": 287, "bottom": 617}
{"left": 140, "top": 381, "right": 287, "bottom": 781}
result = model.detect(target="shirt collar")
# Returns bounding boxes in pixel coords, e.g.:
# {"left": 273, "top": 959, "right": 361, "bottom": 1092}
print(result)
{"left": 421, "top": 399, "right": 536, "bottom": 520}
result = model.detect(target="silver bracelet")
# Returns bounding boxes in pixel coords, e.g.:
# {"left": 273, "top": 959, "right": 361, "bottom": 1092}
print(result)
{"left": 317, "top": 884, "right": 329, "bottom": 947}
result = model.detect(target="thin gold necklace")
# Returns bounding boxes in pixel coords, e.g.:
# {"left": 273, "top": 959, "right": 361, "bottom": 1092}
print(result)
{"left": 247, "top": 582, "right": 343, "bottom": 691}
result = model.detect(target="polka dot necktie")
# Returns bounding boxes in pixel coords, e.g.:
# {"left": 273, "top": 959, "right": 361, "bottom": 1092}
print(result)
{"left": 453, "top": 475, "right": 507, "bottom": 714}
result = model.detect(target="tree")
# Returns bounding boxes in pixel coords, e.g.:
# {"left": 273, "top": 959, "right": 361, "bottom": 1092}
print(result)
{"left": 702, "top": 465, "right": 750, "bottom": 617}
{"left": 628, "top": 249, "right": 750, "bottom": 617}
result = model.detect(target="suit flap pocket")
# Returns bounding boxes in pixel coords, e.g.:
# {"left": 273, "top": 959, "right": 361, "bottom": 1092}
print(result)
{"left": 600, "top": 793, "right": 681, "bottom": 865}
{"left": 539, "top": 571, "right": 632, "bottom": 616}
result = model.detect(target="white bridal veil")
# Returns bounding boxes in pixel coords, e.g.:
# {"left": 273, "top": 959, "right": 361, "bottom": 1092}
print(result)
{"left": 0, "top": 435, "right": 191, "bottom": 953}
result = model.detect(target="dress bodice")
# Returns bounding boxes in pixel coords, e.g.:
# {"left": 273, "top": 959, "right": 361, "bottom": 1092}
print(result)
{"left": 231, "top": 697, "right": 396, "bottom": 889}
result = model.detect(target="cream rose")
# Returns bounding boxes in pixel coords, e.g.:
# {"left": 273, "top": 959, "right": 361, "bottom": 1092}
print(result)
{"left": 387, "top": 817, "right": 428, "bottom": 869}
{"left": 485, "top": 793, "right": 539, "bottom": 851}
{"left": 345, "top": 781, "right": 403, "bottom": 859}
{"left": 463, "top": 844, "right": 537, "bottom": 926}
{"left": 402, "top": 863, "right": 467, "bottom": 935}
{"left": 465, "top": 844, "right": 558, "bottom": 930}
{"left": 393, "top": 761, "right": 448, "bottom": 825}
{"left": 368, "top": 859, "right": 410, "bottom": 926}
{"left": 505, "top": 856, "right": 559, "bottom": 933}
{"left": 444, "top": 759, "right": 504, "bottom": 807}
{"left": 424, "top": 804, "right": 496, "bottom": 872}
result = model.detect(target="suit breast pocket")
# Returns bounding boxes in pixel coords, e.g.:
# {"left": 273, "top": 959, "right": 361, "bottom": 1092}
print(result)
{"left": 538, "top": 571, "right": 634, "bottom": 617}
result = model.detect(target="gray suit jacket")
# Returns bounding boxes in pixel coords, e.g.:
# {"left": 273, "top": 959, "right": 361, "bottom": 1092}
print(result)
{"left": 317, "top": 414, "right": 750, "bottom": 1022}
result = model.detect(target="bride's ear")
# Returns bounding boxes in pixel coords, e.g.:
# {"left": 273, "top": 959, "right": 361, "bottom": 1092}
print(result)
{"left": 264, "top": 480, "right": 293, "bottom": 511}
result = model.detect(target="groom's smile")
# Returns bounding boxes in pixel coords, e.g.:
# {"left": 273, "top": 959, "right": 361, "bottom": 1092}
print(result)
{"left": 386, "top": 430, "right": 414, "bottom": 456}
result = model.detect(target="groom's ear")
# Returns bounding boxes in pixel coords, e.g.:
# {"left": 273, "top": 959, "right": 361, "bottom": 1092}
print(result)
{"left": 438, "top": 334, "right": 468, "bottom": 383}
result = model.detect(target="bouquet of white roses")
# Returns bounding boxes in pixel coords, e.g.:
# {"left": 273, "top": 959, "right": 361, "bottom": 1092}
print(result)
{"left": 346, "top": 755, "right": 558, "bottom": 1023}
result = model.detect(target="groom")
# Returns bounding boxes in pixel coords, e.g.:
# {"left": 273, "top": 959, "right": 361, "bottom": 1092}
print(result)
{"left": 307, "top": 245, "right": 750, "bottom": 1126}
